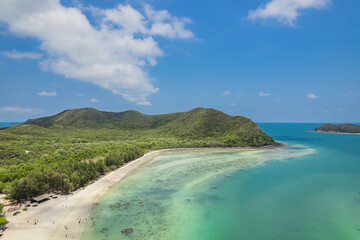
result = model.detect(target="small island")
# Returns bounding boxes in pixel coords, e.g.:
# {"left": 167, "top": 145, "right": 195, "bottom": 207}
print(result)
{"left": 314, "top": 123, "right": 360, "bottom": 134}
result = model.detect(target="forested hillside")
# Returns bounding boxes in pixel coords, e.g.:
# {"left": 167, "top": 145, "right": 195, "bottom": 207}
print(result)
{"left": 0, "top": 107, "right": 277, "bottom": 201}
{"left": 314, "top": 123, "right": 360, "bottom": 134}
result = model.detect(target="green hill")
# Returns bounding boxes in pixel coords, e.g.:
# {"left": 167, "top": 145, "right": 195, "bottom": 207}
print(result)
{"left": 314, "top": 123, "right": 360, "bottom": 134}
{"left": 24, "top": 107, "right": 274, "bottom": 146}
{"left": 0, "top": 107, "right": 278, "bottom": 200}
{"left": 25, "top": 108, "right": 178, "bottom": 129}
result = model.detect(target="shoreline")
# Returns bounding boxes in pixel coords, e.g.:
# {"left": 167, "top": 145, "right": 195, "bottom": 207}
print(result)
{"left": 309, "top": 130, "right": 360, "bottom": 135}
{"left": 1, "top": 143, "right": 283, "bottom": 240}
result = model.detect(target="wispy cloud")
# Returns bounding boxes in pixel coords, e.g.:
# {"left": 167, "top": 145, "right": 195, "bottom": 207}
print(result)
{"left": 247, "top": 0, "right": 331, "bottom": 27}
{"left": 136, "top": 101, "right": 152, "bottom": 106}
{"left": 0, "top": 2, "right": 194, "bottom": 106}
{"left": 230, "top": 103, "right": 237, "bottom": 106}
{"left": 259, "top": 91, "right": 272, "bottom": 97}
{"left": 37, "top": 91, "right": 57, "bottom": 97}
{"left": 75, "top": 93, "right": 84, "bottom": 97}
{"left": 343, "top": 91, "right": 354, "bottom": 97}
{"left": 1, "top": 50, "right": 42, "bottom": 59}
{"left": 0, "top": 106, "right": 43, "bottom": 114}
{"left": 221, "top": 90, "right": 231, "bottom": 95}
{"left": 89, "top": 98, "right": 99, "bottom": 103}
{"left": 144, "top": 4, "right": 194, "bottom": 39}
{"left": 307, "top": 93, "right": 318, "bottom": 99}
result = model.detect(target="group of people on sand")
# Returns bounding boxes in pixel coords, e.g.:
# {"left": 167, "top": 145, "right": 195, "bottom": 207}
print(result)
{"left": 64, "top": 225, "right": 74, "bottom": 238}
{"left": 63, "top": 216, "right": 84, "bottom": 238}
{"left": 23, "top": 218, "right": 39, "bottom": 225}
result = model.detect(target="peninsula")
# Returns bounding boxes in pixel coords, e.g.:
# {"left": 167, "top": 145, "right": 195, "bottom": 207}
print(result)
{"left": 0, "top": 107, "right": 283, "bottom": 240}
{"left": 0, "top": 107, "right": 279, "bottom": 201}
{"left": 314, "top": 123, "right": 360, "bottom": 134}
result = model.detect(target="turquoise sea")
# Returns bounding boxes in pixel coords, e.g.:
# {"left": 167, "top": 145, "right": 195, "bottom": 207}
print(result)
{"left": 81, "top": 123, "right": 360, "bottom": 240}
{"left": 0, "top": 122, "right": 21, "bottom": 128}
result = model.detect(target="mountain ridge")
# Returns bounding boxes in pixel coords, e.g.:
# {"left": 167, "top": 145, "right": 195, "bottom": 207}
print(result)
{"left": 23, "top": 107, "right": 275, "bottom": 146}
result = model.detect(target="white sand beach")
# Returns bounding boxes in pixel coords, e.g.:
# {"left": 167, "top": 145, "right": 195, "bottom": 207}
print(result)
{"left": 1, "top": 145, "right": 281, "bottom": 240}
{"left": 1, "top": 150, "right": 167, "bottom": 240}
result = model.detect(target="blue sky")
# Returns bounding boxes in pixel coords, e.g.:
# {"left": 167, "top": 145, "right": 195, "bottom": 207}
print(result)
{"left": 0, "top": 0, "right": 359, "bottom": 122}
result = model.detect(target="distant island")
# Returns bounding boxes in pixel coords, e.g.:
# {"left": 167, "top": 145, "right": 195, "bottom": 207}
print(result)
{"left": 0, "top": 107, "right": 281, "bottom": 201}
{"left": 314, "top": 123, "right": 360, "bottom": 134}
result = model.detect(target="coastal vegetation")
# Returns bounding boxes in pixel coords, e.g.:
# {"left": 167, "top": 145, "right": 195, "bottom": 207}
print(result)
{"left": 314, "top": 123, "right": 360, "bottom": 134}
{"left": 0, "top": 107, "right": 276, "bottom": 201}
{"left": 0, "top": 203, "right": 8, "bottom": 227}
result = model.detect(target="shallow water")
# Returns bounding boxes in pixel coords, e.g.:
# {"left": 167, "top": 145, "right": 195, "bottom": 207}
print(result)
{"left": 81, "top": 123, "right": 360, "bottom": 240}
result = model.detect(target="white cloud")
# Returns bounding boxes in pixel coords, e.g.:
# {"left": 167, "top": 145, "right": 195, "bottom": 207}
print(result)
{"left": 0, "top": 106, "right": 43, "bottom": 114}
{"left": 230, "top": 103, "right": 237, "bottom": 106}
{"left": 101, "top": 4, "right": 148, "bottom": 35}
{"left": 274, "top": 98, "right": 280, "bottom": 102}
{"left": 144, "top": 5, "right": 194, "bottom": 39}
{"left": 89, "top": 98, "right": 98, "bottom": 103}
{"left": 136, "top": 101, "right": 152, "bottom": 106}
{"left": 259, "top": 91, "right": 272, "bottom": 97}
{"left": 221, "top": 90, "right": 231, "bottom": 95}
{"left": 37, "top": 91, "right": 57, "bottom": 96}
{"left": 307, "top": 93, "right": 318, "bottom": 99}
{"left": 0, "top": 1, "right": 194, "bottom": 105}
{"left": 75, "top": 93, "right": 84, "bottom": 97}
{"left": 1, "top": 49, "right": 42, "bottom": 59}
{"left": 247, "top": 0, "right": 331, "bottom": 26}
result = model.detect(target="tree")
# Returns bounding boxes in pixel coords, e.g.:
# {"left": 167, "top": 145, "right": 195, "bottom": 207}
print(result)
{"left": 0, "top": 216, "right": 9, "bottom": 230}
{"left": 0, "top": 203, "right": 4, "bottom": 216}
{"left": 0, "top": 203, "right": 8, "bottom": 229}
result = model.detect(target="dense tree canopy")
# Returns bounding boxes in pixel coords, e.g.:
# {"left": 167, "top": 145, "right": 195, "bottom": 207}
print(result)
{"left": 315, "top": 124, "right": 360, "bottom": 133}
